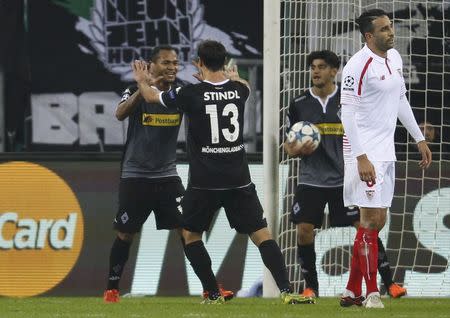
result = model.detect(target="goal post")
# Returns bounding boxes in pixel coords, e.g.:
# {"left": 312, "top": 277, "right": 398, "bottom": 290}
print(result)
{"left": 264, "top": 0, "right": 450, "bottom": 297}
{"left": 262, "top": 0, "right": 282, "bottom": 297}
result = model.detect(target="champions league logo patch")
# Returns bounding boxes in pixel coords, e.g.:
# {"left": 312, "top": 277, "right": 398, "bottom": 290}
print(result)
{"left": 342, "top": 76, "right": 354, "bottom": 91}
{"left": 76, "top": 0, "right": 259, "bottom": 83}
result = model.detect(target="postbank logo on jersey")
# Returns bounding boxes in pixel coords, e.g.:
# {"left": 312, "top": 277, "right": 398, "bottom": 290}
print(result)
{"left": 142, "top": 113, "right": 181, "bottom": 126}
{"left": 0, "top": 162, "right": 84, "bottom": 297}
{"left": 315, "top": 123, "right": 344, "bottom": 136}
{"left": 77, "top": 0, "right": 259, "bottom": 83}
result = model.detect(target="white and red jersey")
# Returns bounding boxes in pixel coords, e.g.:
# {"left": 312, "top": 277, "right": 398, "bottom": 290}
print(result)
{"left": 340, "top": 45, "right": 407, "bottom": 162}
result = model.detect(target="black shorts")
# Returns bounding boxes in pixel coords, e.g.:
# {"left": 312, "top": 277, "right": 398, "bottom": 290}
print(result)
{"left": 181, "top": 183, "right": 267, "bottom": 234}
{"left": 290, "top": 185, "right": 359, "bottom": 228}
{"left": 114, "top": 177, "right": 185, "bottom": 233}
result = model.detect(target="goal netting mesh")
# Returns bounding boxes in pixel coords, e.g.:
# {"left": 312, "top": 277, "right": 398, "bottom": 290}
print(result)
{"left": 277, "top": 0, "right": 450, "bottom": 297}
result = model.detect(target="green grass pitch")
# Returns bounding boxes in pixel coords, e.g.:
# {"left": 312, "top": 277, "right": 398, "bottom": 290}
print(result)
{"left": 1, "top": 296, "right": 450, "bottom": 318}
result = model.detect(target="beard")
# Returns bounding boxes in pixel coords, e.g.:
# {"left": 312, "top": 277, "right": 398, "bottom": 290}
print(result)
{"left": 376, "top": 37, "right": 394, "bottom": 52}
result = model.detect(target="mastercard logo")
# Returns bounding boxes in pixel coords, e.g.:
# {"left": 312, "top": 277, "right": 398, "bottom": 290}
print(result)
{"left": 0, "top": 162, "right": 84, "bottom": 297}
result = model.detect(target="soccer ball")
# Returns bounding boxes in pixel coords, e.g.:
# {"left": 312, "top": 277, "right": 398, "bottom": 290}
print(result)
{"left": 287, "top": 121, "right": 321, "bottom": 150}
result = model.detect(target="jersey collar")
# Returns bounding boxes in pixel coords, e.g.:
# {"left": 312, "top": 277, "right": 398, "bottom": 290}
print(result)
{"left": 151, "top": 85, "right": 172, "bottom": 92}
{"left": 309, "top": 85, "right": 338, "bottom": 112}
{"left": 363, "top": 44, "right": 390, "bottom": 64}
{"left": 203, "top": 79, "right": 230, "bottom": 85}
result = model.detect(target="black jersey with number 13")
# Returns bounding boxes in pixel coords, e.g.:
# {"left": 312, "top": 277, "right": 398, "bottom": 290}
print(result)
{"left": 161, "top": 79, "right": 251, "bottom": 189}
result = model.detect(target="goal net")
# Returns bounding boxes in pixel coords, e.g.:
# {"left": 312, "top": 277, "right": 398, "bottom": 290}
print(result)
{"left": 276, "top": 0, "right": 450, "bottom": 297}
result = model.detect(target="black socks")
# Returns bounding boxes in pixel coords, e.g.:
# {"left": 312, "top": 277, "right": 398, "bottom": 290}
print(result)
{"left": 184, "top": 240, "right": 219, "bottom": 295}
{"left": 107, "top": 237, "right": 132, "bottom": 290}
{"left": 259, "top": 239, "right": 291, "bottom": 292}
{"left": 377, "top": 237, "right": 393, "bottom": 288}
{"left": 298, "top": 243, "right": 318, "bottom": 294}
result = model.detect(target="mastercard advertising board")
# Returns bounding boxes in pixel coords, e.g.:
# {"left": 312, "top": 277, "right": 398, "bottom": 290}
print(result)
{"left": 0, "top": 162, "right": 84, "bottom": 297}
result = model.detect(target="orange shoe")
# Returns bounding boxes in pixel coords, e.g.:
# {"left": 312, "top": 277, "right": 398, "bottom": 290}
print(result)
{"left": 300, "top": 288, "right": 317, "bottom": 298}
{"left": 104, "top": 289, "right": 120, "bottom": 303}
{"left": 388, "top": 283, "right": 407, "bottom": 298}
{"left": 203, "top": 284, "right": 234, "bottom": 301}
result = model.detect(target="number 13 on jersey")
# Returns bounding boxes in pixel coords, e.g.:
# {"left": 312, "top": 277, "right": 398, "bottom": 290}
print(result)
{"left": 205, "top": 103, "right": 240, "bottom": 144}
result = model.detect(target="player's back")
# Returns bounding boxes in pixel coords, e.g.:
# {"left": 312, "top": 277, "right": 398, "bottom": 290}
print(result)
{"left": 181, "top": 79, "right": 251, "bottom": 189}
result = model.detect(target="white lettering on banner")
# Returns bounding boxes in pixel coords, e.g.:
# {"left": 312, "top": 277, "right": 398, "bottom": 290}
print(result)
{"left": 78, "top": 92, "right": 126, "bottom": 145}
{"left": 0, "top": 212, "right": 77, "bottom": 250}
{"left": 32, "top": 93, "right": 78, "bottom": 144}
{"left": 405, "top": 188, "right": 450, "bottom": 297}
{"left": 77, "top": 0, "right": 260, "bottom": 84}
{"left": 31, "top": 93, "right": 127, "bottom": 145}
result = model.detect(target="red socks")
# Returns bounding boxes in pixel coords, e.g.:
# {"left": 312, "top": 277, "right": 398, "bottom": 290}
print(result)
{"left": 347, "top": 227, "right": 379, "bottom": 296}
{"left": 346, "top": 227, "right": 363, "bottom": 296}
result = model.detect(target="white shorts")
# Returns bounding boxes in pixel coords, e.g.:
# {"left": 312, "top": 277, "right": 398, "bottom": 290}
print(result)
{"left": 343, "top": 161, "right": 395, "bottom": 208}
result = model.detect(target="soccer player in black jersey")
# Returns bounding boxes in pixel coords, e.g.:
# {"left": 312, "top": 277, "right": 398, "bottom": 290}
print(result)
{"left": 284, "top": 50, "right": 406, "bottom": 301}
{"left": 103, "top": 46, "right": 231, "bottom": 303}
{"left": 103, "top": 46, "right": 183, "bottom": 303}
{"left": 132, "top": 40, "right": 312, "bottom": 304}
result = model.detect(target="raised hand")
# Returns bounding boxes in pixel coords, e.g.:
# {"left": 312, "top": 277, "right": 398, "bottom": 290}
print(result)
{"left": 132, "top": 60, "right": 164, "bottom": 87}
{"left": 192, "top": 59, "right": 204, "bottom": 82}
{"left": 225, "top": 64, "right": 240, "bottom": 81}
{"left": 132, "top": 60, "right": 151, "bottom": 84}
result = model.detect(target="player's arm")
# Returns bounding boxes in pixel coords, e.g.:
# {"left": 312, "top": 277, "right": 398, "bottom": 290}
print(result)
{"left": 398, "top": 95, "right": 431, "bottom": 169}
{"left": 132, "top": 60, "right": 162, "bottom": 104}
{"left": 115, "top": 88, "right": 141, "bottom": 121}
{"left": 340, "top": 64, "right": 376, "bottom": 183}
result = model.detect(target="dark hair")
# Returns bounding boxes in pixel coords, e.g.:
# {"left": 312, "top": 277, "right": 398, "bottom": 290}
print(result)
{"left": 149, "top": 45, "right": 177, "bottom": 62}
{"left": 356, "top": 9, "right": 389, "bottom": 40}
{"left": 307, "top": 50, "right": 340, "bottom": 69}
{"left": 197, "top": 40, "right": 227, "bottom": 72}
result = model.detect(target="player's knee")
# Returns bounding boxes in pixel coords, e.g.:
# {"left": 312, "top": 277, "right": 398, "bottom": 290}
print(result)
{"left": 297, "top": 231, "right": 314, "bottom": 245}
{"left": 376, "top": 211, "right": 387, "bottom": 230}
{"left": 297, "top": 224, "right": 314, "bottom": 245}
{"left": 117, "top": 232, "right": 135, "bottom": 242}
{"left": 182, "top": 228, "right": 202, "bottom": 245}
{"left": 249, "top": 227, "right": 272, "bottom": 246}
{"left": 360, "top": 211, "right": 379, "bottom": 229}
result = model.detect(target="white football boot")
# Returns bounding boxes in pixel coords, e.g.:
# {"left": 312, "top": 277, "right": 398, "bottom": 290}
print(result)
{"left": 363, "top": 292, "right": 384, "bottom": 309}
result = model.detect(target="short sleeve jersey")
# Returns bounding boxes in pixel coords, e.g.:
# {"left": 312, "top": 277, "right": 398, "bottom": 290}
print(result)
{"left": 161, "top": 79, "right": 251, "bottom": 189}
{"left": 120, "top": 85, "right": 182, "bottom": 179}
{"left": 286, "top": 86, "right": 344, "bottom": 187}
{"left": 340, "top": 45, "right": 406, "bottom": 162}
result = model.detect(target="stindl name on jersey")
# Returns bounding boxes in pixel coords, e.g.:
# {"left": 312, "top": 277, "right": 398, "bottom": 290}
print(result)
{"left": 203, "top": 90, "right": 241, "bottom": 101}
